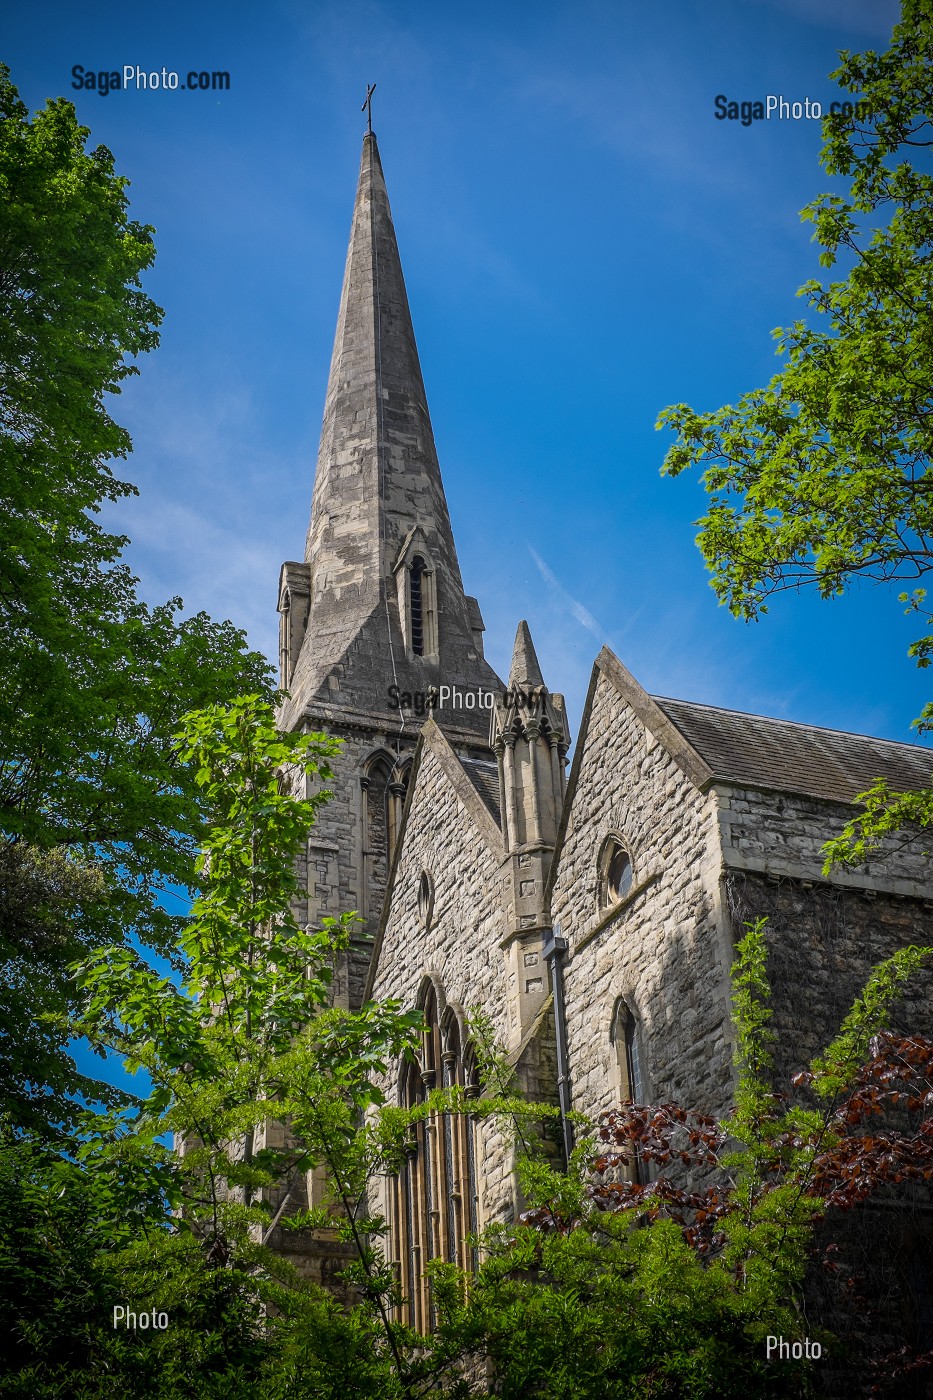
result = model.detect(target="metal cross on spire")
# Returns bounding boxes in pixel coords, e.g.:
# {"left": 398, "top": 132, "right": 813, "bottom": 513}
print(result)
{"left": 361, "top": 83, "right": 376, "bottom": 133}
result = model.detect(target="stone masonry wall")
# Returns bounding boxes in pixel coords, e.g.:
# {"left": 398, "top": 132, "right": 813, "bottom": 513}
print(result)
{"left": 299, "top": 719, "right": 417, "bottom": 1009}
{"left": 369, "top": 740, "right": 524, "bottom": 1233}
{"left": 550, "top": 669, "right": 735, "bottom": 1127}
{"left": 718, "top": 784, "right": 933, "bottom": 900}
{"left": 726, "top": 868, "right": 933, "bottom": 1089}
{"left": 725, "top": 867, "right": 933, "bottom": 1388}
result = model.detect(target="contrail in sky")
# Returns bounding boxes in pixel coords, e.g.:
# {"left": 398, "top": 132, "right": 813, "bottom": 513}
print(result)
{"left": 529, "top": 546, "right": 609, "bottom": 644}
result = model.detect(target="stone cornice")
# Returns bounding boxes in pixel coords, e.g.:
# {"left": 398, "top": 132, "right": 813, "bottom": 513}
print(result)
{"left": 722, "top": 849, "right": 933, "bottom": 903}
{"left": 294, "top": 702, "right": 493, "bottom": 751}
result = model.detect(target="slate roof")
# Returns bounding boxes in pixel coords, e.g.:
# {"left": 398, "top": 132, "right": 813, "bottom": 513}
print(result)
{"left": 459, "top": 757, "right": 501, "bottom": 823}
{"left": 653, "top": 697, "right": 933, "bottom": 806}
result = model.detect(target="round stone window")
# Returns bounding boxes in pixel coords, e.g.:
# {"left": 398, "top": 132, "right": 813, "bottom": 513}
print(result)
{"left": 600, "top": 837, "right": 633, "bottom": 908}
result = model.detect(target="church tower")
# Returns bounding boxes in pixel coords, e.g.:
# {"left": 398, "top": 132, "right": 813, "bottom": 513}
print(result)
{"left": 277, "top": 130, "right": 503, "bottom": 1007}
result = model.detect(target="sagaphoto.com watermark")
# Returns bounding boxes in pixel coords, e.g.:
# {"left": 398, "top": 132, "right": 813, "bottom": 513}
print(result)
{"left": 71, "top": 65, "right": 230, "bottom": 96}
{"left": 714, "top": 93, "right": 869, "bottom": 127}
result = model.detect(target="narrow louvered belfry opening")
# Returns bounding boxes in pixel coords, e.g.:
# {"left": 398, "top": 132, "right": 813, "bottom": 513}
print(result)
{"left": 410, "top": 556, "right": 426, "bottom": 655}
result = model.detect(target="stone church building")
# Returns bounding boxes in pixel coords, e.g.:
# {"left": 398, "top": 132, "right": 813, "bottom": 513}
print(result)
{"left": 275, "top": 130, "right": 933, "bottom": 1332}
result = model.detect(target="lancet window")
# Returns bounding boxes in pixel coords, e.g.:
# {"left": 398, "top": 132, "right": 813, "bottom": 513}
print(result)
{"left": 405, "top": 554, "right": 437, "bottom": 659}
{"left": 361, "top": 753, "right": 412, "bottom": 918}
{"left": 611, "top": 996, "right": 646, "bottom": 1184}
{"left": 392, "top": 982, "right": 480, "bottom": 1331}
{"left": 410, "top": 556, "right": 426, "bottom": 654}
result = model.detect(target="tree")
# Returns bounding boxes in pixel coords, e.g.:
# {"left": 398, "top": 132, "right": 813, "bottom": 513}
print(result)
{"left": 0, "top": 67, "right": 273, "bottom": 1136}
{"left": 62, "top": 697, "right": 437, "bottom": 1398}
{"left": 658, "top": 0, "right": 933, "bottom": 866}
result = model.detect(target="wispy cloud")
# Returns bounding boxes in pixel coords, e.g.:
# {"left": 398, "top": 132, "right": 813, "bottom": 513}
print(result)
{"left": 100, "top": 363, "right": 312, "bottom": 665}
{"left": 529, "top": 546, "right": 609, "bottom": 645}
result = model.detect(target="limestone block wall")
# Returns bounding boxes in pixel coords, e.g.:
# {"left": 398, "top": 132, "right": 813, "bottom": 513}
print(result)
{"left": 550, "top": 670, "right": 735, "bottom": 1126}
{"left": 298, "top": 719, "right": 417, "bottom": 1009}
{"left": 719, "top": 784, "right": 933, "bottom": 1084}
{"left": 726, "top": 869, "right": 933, "bottom": 1086}
{"left": 368, "top": 740, "right": 523, "bottom": 1233}
{"left": 719, "top": 785, "right": 933, "bottom": 899}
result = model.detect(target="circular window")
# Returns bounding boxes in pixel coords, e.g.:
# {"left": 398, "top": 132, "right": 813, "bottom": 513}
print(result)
{"left": 600, "top": 838, "right": 633, "bottom": 908}
{"left": 417, "top": 871, "right": 434, "bottom": 927}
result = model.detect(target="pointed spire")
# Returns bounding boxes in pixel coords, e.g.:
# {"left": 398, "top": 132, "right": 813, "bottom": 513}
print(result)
{"left": 304, "top": 131, "right": 461, "bottom": 587}
{"left": 508, "top": 620, "right": 546, "bottom": 691}
{"left": 280, "top": 132, "right": 504, "bottom": 733}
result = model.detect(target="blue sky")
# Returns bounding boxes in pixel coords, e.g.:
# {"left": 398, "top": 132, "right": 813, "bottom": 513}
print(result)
{"left": 5, "top": 0, "right": 921, "bottom": 749}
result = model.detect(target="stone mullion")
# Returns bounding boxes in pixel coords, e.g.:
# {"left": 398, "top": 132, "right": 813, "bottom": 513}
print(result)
{"left": 420, "top": 1062, "right": 438, "bottom": 1266}
{"left": 388, "top": 780, "right": 405, "bottom": 859}
{"left": 442, "top": 1052, "right": 458, "bottom": 1263}
{"left": 416, "top": 1116, "right": 432, "bottom": 1328}
{"left": 402, "top": 1141, "right": 417, "bottom": 1327}
{"left": 464, "top": 1084, "right": 480, "bottom": 1272}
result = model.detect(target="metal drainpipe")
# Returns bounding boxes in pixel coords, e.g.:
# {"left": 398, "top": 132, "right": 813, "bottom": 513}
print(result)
{"left": 542, "top": 925, "right": 574, "bottom": 1166}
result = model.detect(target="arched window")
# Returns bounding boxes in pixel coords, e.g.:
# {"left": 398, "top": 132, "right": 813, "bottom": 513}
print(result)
{"left": 360, "top": 752, "right": 392, "bottom": 922}
{"left": 417, "top": 871, "right": 434, "bottom": 928}
{"left": 403, "top": 553, "right": 438, "bottom": 658}
{"left": 392, "top": 983, "right": 479, "bottom": 1330}
{"left": 611, "top": 998, "right": 646, "bottom": 1184}
{"left": 362, "top": 751, "right": 414, "bottom": 909}
{"left": 410, "top": 556, "right": 426, "bottom": 655}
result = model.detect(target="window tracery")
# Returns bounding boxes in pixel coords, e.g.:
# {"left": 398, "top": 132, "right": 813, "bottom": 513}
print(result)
{"left": 392, "top": 982, "right": 479, "bottom": 1330}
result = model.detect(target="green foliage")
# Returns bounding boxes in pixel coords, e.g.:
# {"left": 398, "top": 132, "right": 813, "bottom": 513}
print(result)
{"left": 808, "top": 941, "right": 932, "bottom": 1097}
{"left": 657, "top": 1, "right": 933, "bottom": 866}
{"left": 821, "top": 775, "right": 933, "bottom": 870}
{"left": 0, "top": 66, "right": 274, "bottom": 1139}
{"left": 0, "top": 846, "right": 121, "bottom": 1138}
{"left": 0, "top": 1161, "right": 391, "bottom": 1400}
{"left": 62, "top": 697, "right": 432, "bottom": 1394}
{"left": 0, "top": 1131, "right": 125, "bottom": 1388}
{"left": 440, "top": 1219, "right": 808, "bottom": 1400}
{"left": 427, "top": 921, "right": 932, "bottom": 1397}
{"left": 730, "top": 917, "right": 776, "bottom": 1091}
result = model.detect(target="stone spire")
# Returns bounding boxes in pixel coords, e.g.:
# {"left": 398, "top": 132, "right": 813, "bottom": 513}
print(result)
{"left": 508, "top": 619, "right": 546, "bottom": 691}
{"left": 493, "top": 620, "right": 568, "bottom": 1047}
{"left": 278, "top": 131, "right": 500, "bottom": 735}
{"left": 494, "top": 620, "right": 567, "bottom": 860}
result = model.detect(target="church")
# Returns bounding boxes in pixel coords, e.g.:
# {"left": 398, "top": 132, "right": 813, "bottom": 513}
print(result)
{"left": 275, "top": 128, "right": 933, "bottom": 1325}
